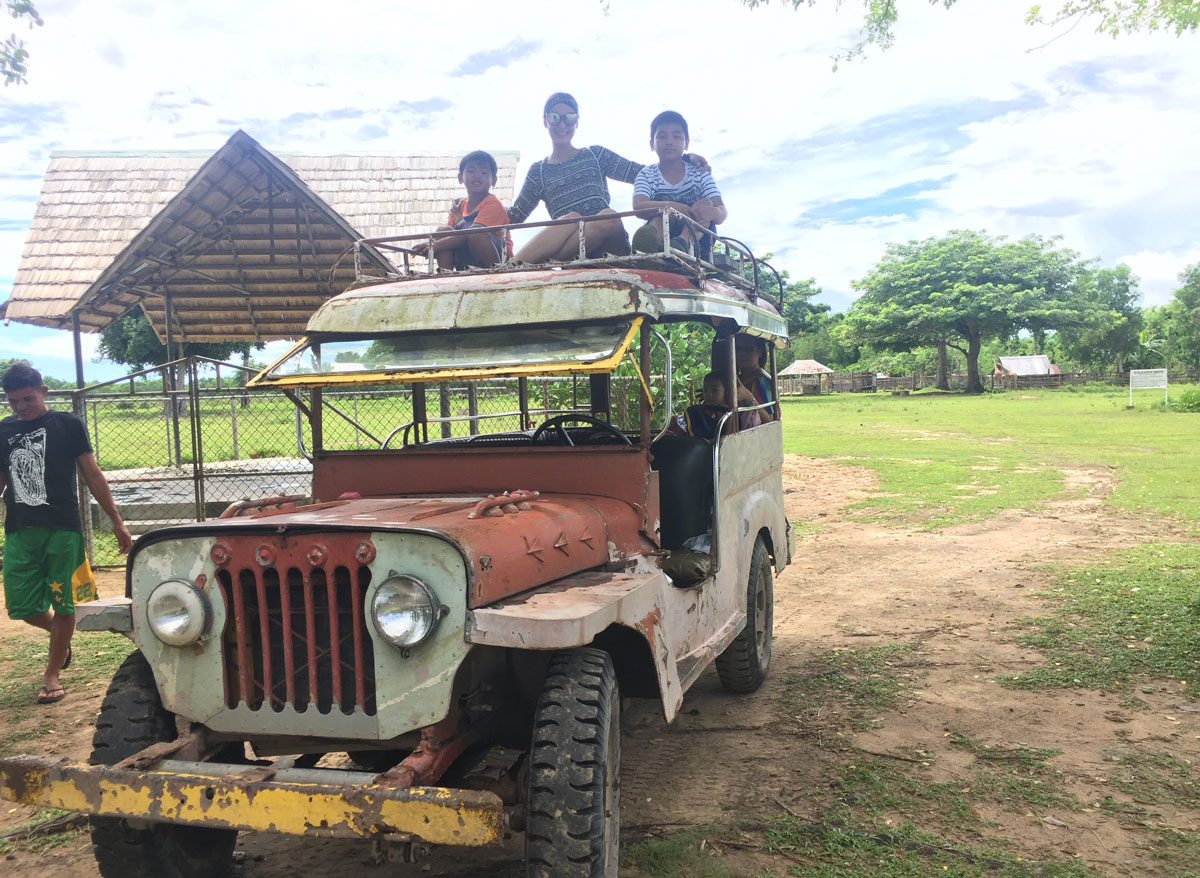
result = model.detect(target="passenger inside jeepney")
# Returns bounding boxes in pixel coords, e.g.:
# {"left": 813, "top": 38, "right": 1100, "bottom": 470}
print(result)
{"left": 734, "top": 333, "right": 779, "bottom": 422}
{"left": 666, "top": 371, "right": 755, "bottom": 438}
{"left": 410, "top": 150, "right": 513, "bottom": 270}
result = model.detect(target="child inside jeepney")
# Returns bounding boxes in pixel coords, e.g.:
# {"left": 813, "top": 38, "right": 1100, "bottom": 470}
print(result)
{"left": 631, "top": 111, "right": 727, "bottom": 259}
{"left": 410, "top": 150, "right": 514, "bottom": 270}
{"left": 667, "top": 371, "right": 759, "bottom": 439}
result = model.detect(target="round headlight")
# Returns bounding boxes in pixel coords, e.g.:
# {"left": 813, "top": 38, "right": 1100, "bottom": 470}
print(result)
{"left": 371, "top": 575, "right": 443, "bottom": 648}
{"left": 146, "top": 579, "right": 211, "bottom": 647}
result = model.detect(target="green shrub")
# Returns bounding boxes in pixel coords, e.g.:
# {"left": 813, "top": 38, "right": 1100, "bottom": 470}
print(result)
{"left": 1171, "top": 386, "right": 1200, "bottom": 413}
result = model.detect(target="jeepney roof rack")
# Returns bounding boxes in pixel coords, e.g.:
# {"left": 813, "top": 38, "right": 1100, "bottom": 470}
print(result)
{"left": 330, "top": 207, "right": 787, "bottom": 316}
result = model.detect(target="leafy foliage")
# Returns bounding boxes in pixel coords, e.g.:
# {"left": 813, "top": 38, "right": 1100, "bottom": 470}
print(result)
{"left": 840, "top": 230, "right": 1097, "bottom": 393}
{"left": 98, "top": 308, "right": 256, "bottom": 370}
{"left": 1, "top": 0, "right": 41, "bottom": 86}
{"left": 742, "top": 0, "right": 1198, "bottom": 65}
{"left": 1053, "top": 265, "right": 1143, "bottom": 372}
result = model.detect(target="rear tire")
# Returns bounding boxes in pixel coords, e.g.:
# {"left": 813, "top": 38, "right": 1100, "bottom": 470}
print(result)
{"left": 525, "top": 647, "right": 620, "bottom": 878}
{"left": 89, "top": 651, "right": 238, "bottom": 878}
{"left": 716, "top": 535, "right": 773, "bottom": 693}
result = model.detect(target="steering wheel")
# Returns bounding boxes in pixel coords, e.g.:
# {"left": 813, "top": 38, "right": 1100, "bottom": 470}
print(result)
{"left": 531, "top": 414, "right": 632, "bottom": 447}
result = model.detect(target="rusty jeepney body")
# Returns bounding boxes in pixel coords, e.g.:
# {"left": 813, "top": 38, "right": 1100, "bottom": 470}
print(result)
{"left": 0, "top": 246, "right": 792, "bottom": 877}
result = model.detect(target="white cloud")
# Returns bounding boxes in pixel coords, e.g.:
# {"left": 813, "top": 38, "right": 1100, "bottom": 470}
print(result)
{"left": 0, "top": 0, "right": 1194, "bottom": 381}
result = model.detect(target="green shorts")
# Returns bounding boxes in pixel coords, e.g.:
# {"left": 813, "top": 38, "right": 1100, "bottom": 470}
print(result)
{"left": 2, "top": 528, "right": 96, "bottom": 620}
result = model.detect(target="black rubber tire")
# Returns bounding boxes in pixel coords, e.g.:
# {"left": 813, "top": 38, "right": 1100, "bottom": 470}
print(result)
{"left": 525, "top": 647, "right": 621, "bottom": 878}
{"left": 715, "top": 535, "right": 773, "bottom": 693}
{"left": 89, "top": 650, "right": 238, "bottom": 878}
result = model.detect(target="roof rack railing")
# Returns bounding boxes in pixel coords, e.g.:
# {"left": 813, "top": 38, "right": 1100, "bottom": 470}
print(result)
{"left": 329, "top": 209, "right": 786, "bottom": 315}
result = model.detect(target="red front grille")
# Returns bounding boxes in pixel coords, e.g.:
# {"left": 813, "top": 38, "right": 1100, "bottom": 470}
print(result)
{"left": 215, "top": 563, "right": 376, "bottom": 716}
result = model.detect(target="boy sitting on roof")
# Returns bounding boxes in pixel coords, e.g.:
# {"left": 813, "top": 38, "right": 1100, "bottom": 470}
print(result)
{"left": 631, "top": 111, "right": 727, "bottom": 258}
{"left": 411, "top": 150, "right": 514, "bottom": 270}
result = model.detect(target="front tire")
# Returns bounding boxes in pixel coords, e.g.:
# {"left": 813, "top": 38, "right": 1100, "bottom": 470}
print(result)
{"left": 715, "top": 535, "right": 773, "bottom": 693}
{"left": 525, "top": 647, "right": 620, "bottom": 878}
{"left": 89, "top": 651, "right": 238, "bottom": 878}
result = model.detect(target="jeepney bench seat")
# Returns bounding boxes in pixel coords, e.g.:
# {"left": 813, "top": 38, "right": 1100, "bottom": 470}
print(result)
{"left": 650, "top": 435, "right": 714, "bottom": 550}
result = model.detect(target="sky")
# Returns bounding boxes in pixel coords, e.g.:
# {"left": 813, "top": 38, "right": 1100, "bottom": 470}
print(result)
{"left": 0, "top": 0, "right": 1197, "bottom": 383}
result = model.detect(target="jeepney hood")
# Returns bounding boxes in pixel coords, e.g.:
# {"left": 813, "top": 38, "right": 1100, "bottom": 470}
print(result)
{"left": 133, "top": 493, "right": 648, "bottom": 609}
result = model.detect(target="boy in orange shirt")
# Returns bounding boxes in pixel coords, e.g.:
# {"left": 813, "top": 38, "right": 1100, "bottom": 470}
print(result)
{"left": 412, "top": 150, "right": 513, "bottom": 270}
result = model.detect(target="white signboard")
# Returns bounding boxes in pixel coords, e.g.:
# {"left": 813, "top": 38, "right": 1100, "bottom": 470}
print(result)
{"left": 1129, "top": 368, "right": 1168, "bottom": 406}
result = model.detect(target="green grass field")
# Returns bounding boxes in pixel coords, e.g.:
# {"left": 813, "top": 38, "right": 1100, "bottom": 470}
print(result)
{"left": 778, "top": 385, "right": 1200, "bottom": 528}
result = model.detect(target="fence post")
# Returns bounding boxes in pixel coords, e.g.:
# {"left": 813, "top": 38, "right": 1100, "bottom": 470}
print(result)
{"left": 231, "top": 398, "right": 239, "bottom": 459}
{"left": 90, "top": 399, "right": 100, "bottom": 463}
{"left": 73, "top": 389, "right": 96, "bottom": 565}
{"left": 467, "top": 383, "right": 479, "bottom": 435}
{"left": 438, "top": 383, "right": 452, "bottom": 439}
{"left": 162, "top": 368, "right": 174, "bottom": 467}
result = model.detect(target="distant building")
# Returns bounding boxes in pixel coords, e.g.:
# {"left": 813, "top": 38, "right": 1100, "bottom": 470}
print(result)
{"left": 779, "top": 359, "right": 834, "bottom": 395}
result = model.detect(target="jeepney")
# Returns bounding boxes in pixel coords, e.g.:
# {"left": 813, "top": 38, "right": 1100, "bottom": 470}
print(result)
{"left": 0, "top": 213, "right": 792, "bottom": 878}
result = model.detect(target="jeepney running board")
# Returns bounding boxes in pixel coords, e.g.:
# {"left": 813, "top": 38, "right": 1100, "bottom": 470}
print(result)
{"left": 0, "top": 755, "right": 504, "bottom": 846}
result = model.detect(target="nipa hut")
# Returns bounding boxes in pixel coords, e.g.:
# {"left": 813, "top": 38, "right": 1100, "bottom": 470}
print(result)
{"left": 0, "top": 130, "right": 519, "bottom": 379}
{"left": 779, "top": 358, "right": 833, "bottom": 395}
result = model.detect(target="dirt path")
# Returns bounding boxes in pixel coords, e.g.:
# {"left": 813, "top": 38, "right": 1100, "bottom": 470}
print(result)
{"left": 3, "top": 455, "right": 1196, "bottom": 876}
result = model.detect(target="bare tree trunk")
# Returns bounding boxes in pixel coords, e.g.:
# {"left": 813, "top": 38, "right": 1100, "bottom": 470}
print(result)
{"left": 935, "top": 341, "right": 950, "bottom": 391}
{"left": 966, "top": 334, "right": 985, "bottom": 394}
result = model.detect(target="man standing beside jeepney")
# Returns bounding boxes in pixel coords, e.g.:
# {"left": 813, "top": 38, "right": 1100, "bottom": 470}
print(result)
{"left": 0, "top": 364, "right": 132, "bottom": 704}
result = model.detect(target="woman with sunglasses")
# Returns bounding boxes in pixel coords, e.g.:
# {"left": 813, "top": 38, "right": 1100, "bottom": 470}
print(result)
{"left": 508, "top": 92, "right": 706, "bottom": 264}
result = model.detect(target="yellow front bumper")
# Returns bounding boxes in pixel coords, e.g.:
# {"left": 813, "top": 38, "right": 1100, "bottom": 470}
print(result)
{"left": 0, "top": 756, "right": 504, "bottom": 846}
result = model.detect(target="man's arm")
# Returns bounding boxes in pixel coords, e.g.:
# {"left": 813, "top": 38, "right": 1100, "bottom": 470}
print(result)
{"left": 77, "top": 452, "right": 133, "bottom": 554}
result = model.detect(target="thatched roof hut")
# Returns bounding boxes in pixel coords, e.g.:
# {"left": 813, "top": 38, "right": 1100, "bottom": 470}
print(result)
{"left": 2, "top": 130, "right": 519, "bottom": 344}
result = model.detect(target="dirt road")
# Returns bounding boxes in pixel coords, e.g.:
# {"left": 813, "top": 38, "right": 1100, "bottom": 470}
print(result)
{"left": 2, "top": 455, "right": 1195, "bottom": 876}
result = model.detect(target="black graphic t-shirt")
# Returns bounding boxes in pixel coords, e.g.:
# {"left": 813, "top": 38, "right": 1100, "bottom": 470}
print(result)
{"left": 0, "top": 411, "right": 92, "bottom": 533}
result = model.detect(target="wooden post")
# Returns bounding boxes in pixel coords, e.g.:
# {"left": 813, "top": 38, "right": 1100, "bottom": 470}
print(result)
{"left": 467, "top": 383, "right": 479, "bottom": 435}
{"left": 439, "top": 383, "right": 452, "bottom": 439}
{"left": 231, "top": 399, "right": 239, "bottom": 459}
{"left": 518, "top": 378, "right": 530, "bottom": 431}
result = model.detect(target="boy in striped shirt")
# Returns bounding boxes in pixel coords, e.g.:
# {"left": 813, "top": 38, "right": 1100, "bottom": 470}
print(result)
{"left": 631, "top": 111, "right": 727, "bottom": 257}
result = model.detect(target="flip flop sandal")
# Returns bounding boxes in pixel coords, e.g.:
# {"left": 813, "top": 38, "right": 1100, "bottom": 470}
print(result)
{"left": 61, "top": 644, "right": 72, "bottom": 670}
{"left": 37, "top": 686, "right": 66, "bottom": 704}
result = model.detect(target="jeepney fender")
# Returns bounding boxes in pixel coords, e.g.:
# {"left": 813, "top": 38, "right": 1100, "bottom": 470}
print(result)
{"left": 467, "top": 570, "right": 686, "bottom": 722}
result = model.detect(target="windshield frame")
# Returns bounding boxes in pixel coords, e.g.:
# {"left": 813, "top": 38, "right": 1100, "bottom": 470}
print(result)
{"left": 249, "top": 318, "right": 644, "bottom": 388}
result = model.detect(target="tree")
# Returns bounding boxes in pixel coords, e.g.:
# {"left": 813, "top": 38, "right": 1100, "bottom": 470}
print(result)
{"left": 2, "top": 1, "right": 41, "bottom": 86}
{"left": 98, "top": 308, "right": 257, "bottom": 370}
{"left": 1054, "top": 265, "right": 1144, "bottom": 372}
{"left": 742, "top": 0, "right": 1198, "bottom": 63}
{"left": 840, "top": 230, "right": 1097, "bottom": 393}
{"left": 1160, "top": 263, "right": 1200, "bottom": 369}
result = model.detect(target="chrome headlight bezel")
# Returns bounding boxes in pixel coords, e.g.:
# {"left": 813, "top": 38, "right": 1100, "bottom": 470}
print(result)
{"left": 370, "top": 574, "right": 445, "bottom": 648}
{"left": 146, "top": 579, "right": 212, "bottom": 647}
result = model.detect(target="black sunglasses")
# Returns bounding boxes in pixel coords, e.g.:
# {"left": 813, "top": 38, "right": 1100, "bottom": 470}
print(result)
{"left": 545, "top": 111, "right": 579, "bottom": 126}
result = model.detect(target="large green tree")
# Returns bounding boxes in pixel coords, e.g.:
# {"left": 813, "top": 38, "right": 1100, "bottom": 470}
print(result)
{"left": 743, "top": 0, "right": 1198, "bottom": 63}
{"left": 1054, "top": 265, "right": 1144, "bottom": 372}
{"left": 840, "top": 230, "right": 1099, "bottom": 393}
{"left": 1156, "top": 263, "right": 1200, "bottom": 369}
{"left": 98, "top": 308, "right": 256, "bottom": 371}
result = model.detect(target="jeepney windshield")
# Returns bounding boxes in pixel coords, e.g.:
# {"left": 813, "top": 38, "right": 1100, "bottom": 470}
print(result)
{"left": 257, "top": 321, "right": 637, "bottom": 382}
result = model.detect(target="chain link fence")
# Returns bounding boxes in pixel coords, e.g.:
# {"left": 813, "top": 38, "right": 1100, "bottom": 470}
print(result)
{"left": 33, "top": 336, "right": 691, "bottom": 568}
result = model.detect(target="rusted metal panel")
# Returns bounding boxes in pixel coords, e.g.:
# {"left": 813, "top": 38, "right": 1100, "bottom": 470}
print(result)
{"left": 311, "top": 446, "right": 659, "bottom": 526}
{"left": 0, "top": 756, "right": 504, "bottom": 846}
{"left": 304, "top": 268, "right": 664, "bottom": 336}
{"left": 468, "top": 570, "right": 685, "bottom": 720}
